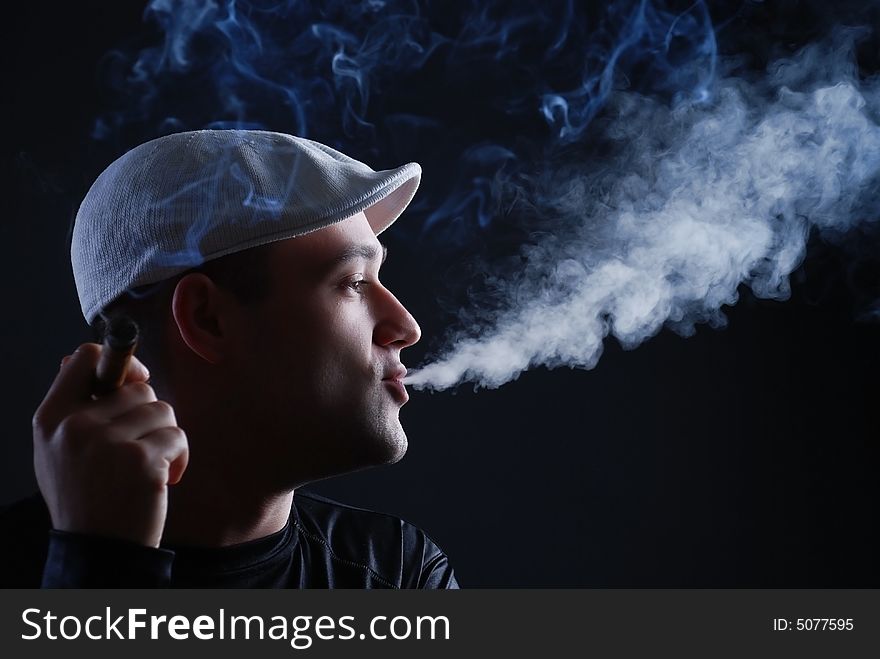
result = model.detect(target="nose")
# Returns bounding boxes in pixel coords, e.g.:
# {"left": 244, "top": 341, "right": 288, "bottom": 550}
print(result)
{"left": 373, "top": 284, "right": 421, "bottom": 349}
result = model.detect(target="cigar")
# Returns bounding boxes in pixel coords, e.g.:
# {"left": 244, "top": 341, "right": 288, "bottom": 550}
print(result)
{"left": 94, "top": 315, "right": 139, "bottom": 396}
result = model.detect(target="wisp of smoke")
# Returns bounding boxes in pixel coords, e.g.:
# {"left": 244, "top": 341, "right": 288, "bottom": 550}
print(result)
{"left": 404, "top": 33, "right": 880, "bottom": 390}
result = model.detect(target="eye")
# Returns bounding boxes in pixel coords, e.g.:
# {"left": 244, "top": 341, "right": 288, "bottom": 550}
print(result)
{"left": 344, "top": 276, "right": 370, "bottom": 295}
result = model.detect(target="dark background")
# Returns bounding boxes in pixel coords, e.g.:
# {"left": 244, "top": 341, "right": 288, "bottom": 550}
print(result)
{"left": 1, "top": 1, "right": 877, "bottom": 587}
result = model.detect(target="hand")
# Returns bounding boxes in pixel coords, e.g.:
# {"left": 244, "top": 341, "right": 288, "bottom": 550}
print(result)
{"left": 32, "top": 343, "right": 189, "bottom": 548}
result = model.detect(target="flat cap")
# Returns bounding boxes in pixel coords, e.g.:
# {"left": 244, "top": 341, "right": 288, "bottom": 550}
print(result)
{"left": 71, "top": 129, "right": 421, "bottom": 323}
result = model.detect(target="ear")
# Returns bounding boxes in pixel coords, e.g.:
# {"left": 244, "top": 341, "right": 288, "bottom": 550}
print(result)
{"left": 171, "top": 273, "right": 235, "bottom": 364}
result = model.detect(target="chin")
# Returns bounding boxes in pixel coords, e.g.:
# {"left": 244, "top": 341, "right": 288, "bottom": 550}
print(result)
{"left": 353, "top": 406, "right": 408, "bottom": 463}
{"left": 286, "top": 434, "right": 408, "bottom": 488}
{"left": 383, "top": 433, "right": 408, "bottom": 465}
{"left": 363, "top": 427, "right": 408, "bottom": 467}
{"left": 321, "top": 421, "right": 407, "bottom": 471}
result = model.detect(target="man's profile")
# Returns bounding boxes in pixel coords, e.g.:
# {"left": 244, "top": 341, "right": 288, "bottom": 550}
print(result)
{"left": 0, "top": 130, "right": 458, "bottom": 588}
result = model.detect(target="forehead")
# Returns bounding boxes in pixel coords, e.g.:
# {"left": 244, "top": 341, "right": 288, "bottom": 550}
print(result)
{"left": 266, "top": 211, "right": 381, "bottom": 273}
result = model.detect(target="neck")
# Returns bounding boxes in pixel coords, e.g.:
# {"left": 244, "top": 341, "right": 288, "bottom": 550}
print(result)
{"left": 161, "top": 460, "right": 294, "bottom": 548}
{"left": 156, "top": 372, "right": 295, "bottom": 548}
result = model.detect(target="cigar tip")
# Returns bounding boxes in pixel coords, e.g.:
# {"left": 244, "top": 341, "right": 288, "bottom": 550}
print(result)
{"left": 104, "top": 315, "right": 139, "bottom": 350}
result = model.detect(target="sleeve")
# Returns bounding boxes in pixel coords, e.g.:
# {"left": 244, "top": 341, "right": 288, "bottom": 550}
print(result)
{"left": 41, "top": 530, "right": 175, "bottom": 588}
{"left": 417, "top": 547, "right": 460, "bottom": 589}
{"left": 400, "top": 524, "right": 460, "bottom": 589}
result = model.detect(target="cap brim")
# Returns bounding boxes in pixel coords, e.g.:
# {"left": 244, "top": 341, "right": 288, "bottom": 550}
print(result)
{"left": 362, "top": 162, "right": 421, "bottom": 235}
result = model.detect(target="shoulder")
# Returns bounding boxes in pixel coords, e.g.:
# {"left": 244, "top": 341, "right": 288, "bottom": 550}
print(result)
{"left": 0, "top": 492, "right": 51, "bottom": 587}
{"left": 292, "top": 490, "right": 459, "bottom": 589}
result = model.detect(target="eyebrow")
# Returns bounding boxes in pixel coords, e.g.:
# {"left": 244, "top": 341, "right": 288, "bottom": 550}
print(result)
{"left": 327, "top": 243, "right": 388, "bottom": 269}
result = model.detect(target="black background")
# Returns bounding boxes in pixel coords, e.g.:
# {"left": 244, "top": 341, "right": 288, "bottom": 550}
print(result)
{"left": 1, "top": 1, "right": 878, "bottom": 587}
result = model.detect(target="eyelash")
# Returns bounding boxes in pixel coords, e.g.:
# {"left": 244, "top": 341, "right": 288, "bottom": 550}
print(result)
{"left": 346, "top": 277, "right": 370, "bottom": 295}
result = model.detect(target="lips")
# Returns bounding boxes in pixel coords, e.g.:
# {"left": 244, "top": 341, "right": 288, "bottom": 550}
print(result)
{"left": 382, "top": 365, "right": 407, "bottom": 382}
{"left": 382, "top": 365, "right": 409, "bottom": 404}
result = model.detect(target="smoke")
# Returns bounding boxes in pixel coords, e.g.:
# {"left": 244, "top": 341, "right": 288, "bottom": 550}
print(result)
{"left": 92, "top": 1, "right": 726, "bottom": 245}
{"left": 89, "top": 1, "right": 880, "bottom": 390}
{"left": 405, "top": 32, "right": 880, "bottom": 390}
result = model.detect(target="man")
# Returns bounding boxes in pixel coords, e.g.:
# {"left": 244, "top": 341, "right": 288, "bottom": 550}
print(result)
{"left": 1, "top": 130, "right": 458, "bottom": 588}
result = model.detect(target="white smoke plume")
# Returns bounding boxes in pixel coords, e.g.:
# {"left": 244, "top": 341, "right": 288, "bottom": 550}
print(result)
{"left": 404, "top": 33, "right": 880, "bottom": 390}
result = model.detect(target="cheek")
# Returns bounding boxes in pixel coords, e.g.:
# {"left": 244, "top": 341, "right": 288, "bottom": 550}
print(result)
{"left": 315, "top": 325, "right": 375, "bottom": 392}
{"left": 266, "top": 303, "right": 375, "bottom": 400}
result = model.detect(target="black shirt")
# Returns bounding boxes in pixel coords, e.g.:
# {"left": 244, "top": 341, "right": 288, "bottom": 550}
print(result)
{"left": 0, "top": 491, "right": 459, "bottom": 589}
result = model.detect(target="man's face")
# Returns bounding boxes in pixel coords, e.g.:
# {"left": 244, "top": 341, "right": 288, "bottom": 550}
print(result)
{"left": 229, "top": 211, "right": 421, "bottom": 487}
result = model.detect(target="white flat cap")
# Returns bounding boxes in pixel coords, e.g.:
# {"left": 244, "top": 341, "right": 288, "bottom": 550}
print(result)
{"left": 71, "top": 129, "right": 421, "bottom": 323}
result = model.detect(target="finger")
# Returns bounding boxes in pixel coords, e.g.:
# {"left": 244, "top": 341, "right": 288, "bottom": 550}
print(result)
{"left": 123, "top": 355, "right": 151, "bottom": 384}
{"left": 90, "top": 381, "right": 159, "bottom": 420}
{"left": 107, "top": 400, "right": 177, "bottom": 439}
{"left": 137, "top": 426, "right": 189, "bottom": 485}
{"left": 35, "top": 344, "right": 102, "bottom": 428}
